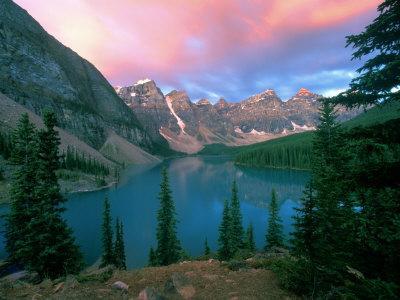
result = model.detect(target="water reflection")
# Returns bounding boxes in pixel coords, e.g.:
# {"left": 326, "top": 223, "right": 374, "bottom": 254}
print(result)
{"left": 0, "top": 156, "right": 309, "bottom": 269}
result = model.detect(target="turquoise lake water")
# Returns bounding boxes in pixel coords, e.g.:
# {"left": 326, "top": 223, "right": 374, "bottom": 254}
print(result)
{"left": 0, "top": 156, "right": 310, "bottom": 269}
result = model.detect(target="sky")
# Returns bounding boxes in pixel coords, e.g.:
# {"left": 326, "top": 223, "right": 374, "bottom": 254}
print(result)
{"left": 15, "top": 0, "right": 381, "bottom": 102}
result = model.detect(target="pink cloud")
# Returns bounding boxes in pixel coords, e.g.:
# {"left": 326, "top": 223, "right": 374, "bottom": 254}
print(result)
{"left": 15, "top": 0, "right": 381, "bottom": 86}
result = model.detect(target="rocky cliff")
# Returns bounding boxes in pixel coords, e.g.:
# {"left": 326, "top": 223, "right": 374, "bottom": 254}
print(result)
{"left": 116, "top": 81, "right": 359, "bottom": 153}
{"left": 0, "top": 0, "right": 167, "bottom": 154}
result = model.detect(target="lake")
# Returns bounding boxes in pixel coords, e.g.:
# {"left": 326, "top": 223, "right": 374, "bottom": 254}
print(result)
{"left": 0, "top": 156, "right": 310, "bottom": 269}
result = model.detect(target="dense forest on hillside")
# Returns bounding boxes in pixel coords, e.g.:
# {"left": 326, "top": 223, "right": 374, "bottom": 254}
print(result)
{"left": 61, "top": 147, "right": 110, "bottom": 177}
{"left": 235, "top": 133, "right": 313, "bottom": 169}
{"left": 234, "top": 101, "right": 400, "bottom": 169}
{"left": 0, "top": 130, "right": 111, "bottom": 178}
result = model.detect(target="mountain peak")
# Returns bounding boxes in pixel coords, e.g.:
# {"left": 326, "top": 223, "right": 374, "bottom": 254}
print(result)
{"left": 197, "top": 99, "right": 211, "bottom": 106}
{"left": 215, "top": 98, "right": 229, "bottom": 109}
{"left": 134, "top": 78, "right": 153, "bottom": 86}
{"left": 166, "top": 90, "right": 188, "bottom": 98}
{"left": 244, "top": 89, "right": 281, "bottom": 105}
{"left": 263, "top": 89, "right": 277, "bottom": 96}
{"left": 296, "top": 88, "right": 313, "bottom": 97}
{"left": 166, "top": 90, "right": 191, "bottom": 109}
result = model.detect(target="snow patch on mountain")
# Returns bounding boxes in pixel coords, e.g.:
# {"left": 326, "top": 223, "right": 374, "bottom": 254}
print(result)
{"left": 114, "top": 86, "right": 122, "bottom": 93}
{"left": 250, "top": 129, "right": 267, "bottom": 135}
{"left": 134, "top": 78, "right": 151, "bottom": 86}
{"left": 159, "top": 128, "right": 174, "bottom": 141}
{"left": 166, "top": 96, "right": 186, "bottom": 134}
{"left": 235, "top": 127, "right": 243, "bottom": 134}
{"left": 265, "top": 89, "right": 275, "bottom": 96}
{"left": 297, "top": 88, "right": 312, "bottom": 96}
{"left": 291, "top": 121, "right": 315, "bottom": 131}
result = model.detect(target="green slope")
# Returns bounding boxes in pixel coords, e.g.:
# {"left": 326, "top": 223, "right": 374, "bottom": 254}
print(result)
{"left": 341, "top": 101, "right": 400, "bottom": 128}
{"left": 200, "top": 102, "right": 400, "bottom": 169}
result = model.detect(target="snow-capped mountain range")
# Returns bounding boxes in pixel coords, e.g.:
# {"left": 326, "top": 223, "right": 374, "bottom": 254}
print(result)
{"left": 116, "top": 80, "right": 359, "bottom": 153}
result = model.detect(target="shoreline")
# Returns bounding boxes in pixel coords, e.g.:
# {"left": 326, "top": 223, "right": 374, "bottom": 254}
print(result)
{"left": 65, "top": 180, "right": 117, "bottom": 195}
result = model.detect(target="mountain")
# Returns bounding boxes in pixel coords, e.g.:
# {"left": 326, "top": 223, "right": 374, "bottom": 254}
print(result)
{"left": 116, "top": 79, "right": 177, "bottom": 144}
{"left": 0, "top": 92, "right": 115, "bottom": 168}
{"left": 116, "top": 81, "right": 360, "bottom": 153}
{"left": 0, "top": 0, "right": 168, "bottom": 155}
{"left": 199, "top": 101, "right": 400, "bottom": 167}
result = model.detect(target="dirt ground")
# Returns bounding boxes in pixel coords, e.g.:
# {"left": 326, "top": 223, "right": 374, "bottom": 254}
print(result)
{"left": 0, "top": 260, "right": 295, "bottom": 299}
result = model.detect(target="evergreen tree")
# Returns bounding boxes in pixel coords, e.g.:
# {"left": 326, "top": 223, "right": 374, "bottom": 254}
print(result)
{"left": 5, "top": 114, "right": 38, "bottom": 264}
{"left": 101, "top": 195, "right": 114, "bottom": 266}
{"left": 245, "top": 223, "right": 256, "bottom": 253}
{"left": 114, "top": 218, "right": 126, "bottom": 270}
{"left": 155, "top": 168, "right": 181, "bottom": 266}
{"left": 148, "top": 247, "right": 157, "bottom": 267}
{"left": 25, "top": 111, "right": 82, "bottom": 278}
{"left": 61, "top": 146, "right": 109, "bottom": 176}
{"left": 311, "top": 101, "right": 356, "bottom": 270}
{"left": 230, "top": 180, "right": 244, "bottom": 252}
{"left": 204, "top": 237, "right": 211, "bottom": 256}
{"left": 332, "top": 0, "right": 400, "bottom": 283}
{"left": 218, "top": 198, "right": 233, "bottom": 260}
{"left": 280, "top": 2, "right": 400, "bottom": 295}
{"left": 0, "top": 131, "right": 12, "bottom": 159}
{"left": 291, "top": 182, "right": 318, "bottom": 259}
{"left": 333, "top": 0, "right": 400, "bottom": 107}
{"left": 265, "top": 189, "right": 284, "bottom": 251}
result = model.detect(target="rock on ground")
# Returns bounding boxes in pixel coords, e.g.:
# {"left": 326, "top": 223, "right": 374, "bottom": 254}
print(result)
{"left": 111, "top": 280, "right": 129, "bottom": 292}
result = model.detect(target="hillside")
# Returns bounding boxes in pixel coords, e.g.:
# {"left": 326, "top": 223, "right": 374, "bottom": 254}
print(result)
{"left": 0, "top": 0, "right": 171, "bottom": 155}
{"left": 0, "top": 93, "right": 115, "bottom": 167}
{"left": 0, "top": 92, "right": 162, "bottom": 202}
{"left": 200, "top": 102, "right": 400, "bottom": 169}
{"left": 100, "top": 132, "right": 161, "bottom": 166}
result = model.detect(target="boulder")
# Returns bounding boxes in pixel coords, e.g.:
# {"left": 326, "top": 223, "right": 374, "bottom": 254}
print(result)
{"left": 207, "top": 259, "right": 216, "bottom": 264}
{"left": 111, "top": 280, "right": 129, "bottom": 292}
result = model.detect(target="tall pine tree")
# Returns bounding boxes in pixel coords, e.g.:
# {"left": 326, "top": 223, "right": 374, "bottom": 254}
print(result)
{"left": 331, "top": 0, "right": 400, "bottom": 284}
{"left": 204, "top": 237, "right": 211, "bottom": 256}
{"left": 333, "top": 0, "right": 400, "bottom": 107}
{"left": 155, "top": 168, "right": 181, "bottom": 266}
{"left": 311, "top": 101, "right": 356, "bottom": 270}
{"left": 265, "top": 188, "right": 284, "bottom": 251}
{"left": 245, "top": 223, "right": 256, "bottom": 253}
{"left": 5, "top": 114, "right": 38, "bottom": 264}
{"left": 101, "top": 195, "right": 114, "bottom": 266}
{"left": 291, "top": 181, "right": 318, "bottom": 259}
{"left": 148, "top": 247, "right": 157, "bottom": 267}
{"left": 24, "top": 111, "right": 82, "bottom": 278}
{"left": 218, "top": 198, "right": 233, "bottom": 260}
{"left": 114, "top": 218, "right": 126, "bottom": 270}
{"left": 230, "top": 180, "right": 244, "bottom": 253}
